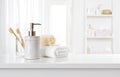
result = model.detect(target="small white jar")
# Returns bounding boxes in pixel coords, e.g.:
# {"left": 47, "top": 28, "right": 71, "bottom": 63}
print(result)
{"left": 24, "top": 36, "right": 40, "bottom": 59}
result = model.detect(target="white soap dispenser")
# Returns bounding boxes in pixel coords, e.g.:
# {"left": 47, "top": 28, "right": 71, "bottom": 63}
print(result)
{"left": 24, "top": 23, "right": 41, "bottom": 59}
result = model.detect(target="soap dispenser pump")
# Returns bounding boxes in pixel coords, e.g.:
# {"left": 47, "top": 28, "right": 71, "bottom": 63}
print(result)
{"left": 24, "top": 23, "right": 41, "bottom": 59}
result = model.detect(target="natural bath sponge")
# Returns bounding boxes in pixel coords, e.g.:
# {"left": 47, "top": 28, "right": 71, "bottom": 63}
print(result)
{"left": 40, "top": 35, "right": 56, "bottom": 46}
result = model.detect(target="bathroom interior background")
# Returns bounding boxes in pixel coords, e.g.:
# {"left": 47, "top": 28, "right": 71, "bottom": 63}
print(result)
{"left": 0, "top": 0, "right": 120, "bottom": 56}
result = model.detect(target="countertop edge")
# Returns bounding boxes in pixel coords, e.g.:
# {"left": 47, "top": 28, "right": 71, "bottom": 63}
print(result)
{"left": 0, "top": 63, "right": 120, "bottom": 69}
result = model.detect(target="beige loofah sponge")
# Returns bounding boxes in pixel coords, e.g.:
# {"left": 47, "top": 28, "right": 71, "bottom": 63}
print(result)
{"left": 40, "top": 35, "right": 56, "bottom": 46}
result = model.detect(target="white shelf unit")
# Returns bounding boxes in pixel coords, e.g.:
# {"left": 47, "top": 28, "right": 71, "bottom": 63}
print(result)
{"left": 85, "top": 0, "right": 113, "bottom": 54}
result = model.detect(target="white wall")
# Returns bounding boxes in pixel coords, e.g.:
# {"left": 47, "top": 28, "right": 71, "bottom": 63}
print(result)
{"left": 113, "top": 0, "right": 120, "bottom": 53}
{"left": 72, "top": 0, "right": 85, "bottom": 54}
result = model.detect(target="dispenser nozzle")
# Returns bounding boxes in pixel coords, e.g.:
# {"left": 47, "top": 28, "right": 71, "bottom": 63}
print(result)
{"left": 29, "top": 23, "right": 41, "bottom": 36}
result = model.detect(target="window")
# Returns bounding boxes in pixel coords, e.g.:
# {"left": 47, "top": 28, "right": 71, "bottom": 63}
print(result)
{"left": 43, "top": 0, "right": 72, "bottom": 47}
{"left": 49, "top": 5, "right": 67, "bottom": 46}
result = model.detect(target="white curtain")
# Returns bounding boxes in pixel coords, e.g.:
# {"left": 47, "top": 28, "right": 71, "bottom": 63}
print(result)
{"left": 5, "top": 0, "right": 42, "bottom": 56}
{"left": 6, "top": 0, "right": 42, "bottom": 35}
{"left": 0, "top": 0, "right": 7, "bottom": 55}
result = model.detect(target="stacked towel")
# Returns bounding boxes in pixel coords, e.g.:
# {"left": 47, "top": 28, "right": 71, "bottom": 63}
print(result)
{"left": 40, "top": 46, "right": 69, "bottom": 58}
{"left": 40, "top": 35, "right": 69, "bottom": 58}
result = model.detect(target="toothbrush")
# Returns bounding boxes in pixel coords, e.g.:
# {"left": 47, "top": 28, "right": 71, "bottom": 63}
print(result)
{"left": 8, "top": 27, "right": 20, "bottom": 41}
{"left": 8, "top": 27, "right": 24, "bottom": 48}
{"left": 16, "top": 28, "right": 25, "bottom": 48}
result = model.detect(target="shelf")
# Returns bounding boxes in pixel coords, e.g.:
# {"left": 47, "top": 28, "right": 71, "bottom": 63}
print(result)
{"left": 87, "top": 36, "right": 112, "bottom": 39}
{"left": 85, "top": 0, "right": 113, "bottom": 54}
{"left": 87, "top": 15, "right": 112, "bottom": 17}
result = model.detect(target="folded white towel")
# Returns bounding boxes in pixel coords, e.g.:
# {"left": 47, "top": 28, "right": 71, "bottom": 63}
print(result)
{"left": 55, "top": 46, "right": 69, "bottom": 58}
{"left": 40, "top": 46, "right": 69, "bottom": 58}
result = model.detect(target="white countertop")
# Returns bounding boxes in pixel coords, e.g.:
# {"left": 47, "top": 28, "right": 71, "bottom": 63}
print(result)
{"left": 1, "top": 54, "right": 120, "bottom": 68}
